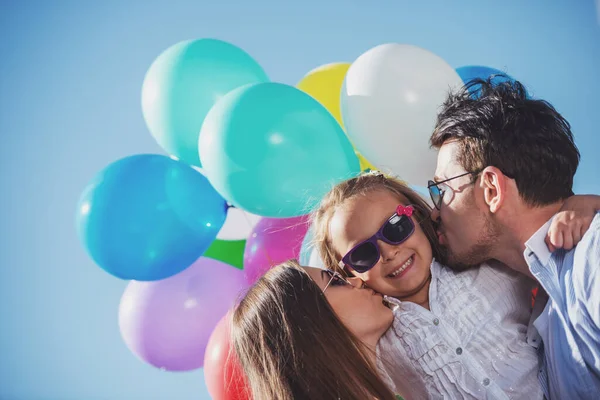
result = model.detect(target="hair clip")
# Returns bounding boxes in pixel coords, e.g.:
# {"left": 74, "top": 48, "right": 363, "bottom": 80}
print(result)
{"left": 396, "top": 205, "right": 414, "bottom": 217}
{"left": 363, "top": 169, "right": 384, "bottom": 176}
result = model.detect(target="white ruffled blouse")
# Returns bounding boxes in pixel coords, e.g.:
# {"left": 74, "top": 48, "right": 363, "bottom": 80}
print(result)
{"left": 377, "top": 260, "right": 543, "bottom": 400}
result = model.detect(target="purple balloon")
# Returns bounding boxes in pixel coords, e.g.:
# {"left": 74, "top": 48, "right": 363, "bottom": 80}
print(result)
{"left": 243, "top": 215, "right": 310, "bottom": 284}
{"left": 118, "top": 257, "right": 248, "bottom": 371}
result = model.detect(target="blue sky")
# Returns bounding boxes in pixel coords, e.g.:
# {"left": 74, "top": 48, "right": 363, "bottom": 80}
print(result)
{"left": 1, "top": 1, "right": 598, "bottom": 399}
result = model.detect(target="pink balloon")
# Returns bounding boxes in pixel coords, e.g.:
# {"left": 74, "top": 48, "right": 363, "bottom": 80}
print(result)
{"left": 118, "top": 257, "right": 249, "bottom": 371}
{"left": 243, "top": 215, "right": 310, "bottom": 284}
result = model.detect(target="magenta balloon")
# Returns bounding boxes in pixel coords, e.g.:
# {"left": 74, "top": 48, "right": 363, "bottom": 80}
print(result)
{"left": 243, "top": 215, "right": 310, "bottom": 284}
{"left": 118, "top": 257, "right": 248, "bottom": 371}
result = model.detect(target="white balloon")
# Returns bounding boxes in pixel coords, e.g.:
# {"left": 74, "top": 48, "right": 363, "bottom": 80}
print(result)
{"left": 342, "top": 43, "right": 463, "bottom": 186}
{"left": 216, "top": 207, "right": 262, "bottom": 240}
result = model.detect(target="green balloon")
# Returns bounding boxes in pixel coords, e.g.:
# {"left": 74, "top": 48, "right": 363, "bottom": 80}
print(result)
{"left": 204, "top": 239, "right": 246, "bottom": 270}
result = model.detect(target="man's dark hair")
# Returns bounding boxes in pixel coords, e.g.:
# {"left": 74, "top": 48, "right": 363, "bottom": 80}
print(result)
{"left": 430, "top": 76, "right": 580, "bottom": 206}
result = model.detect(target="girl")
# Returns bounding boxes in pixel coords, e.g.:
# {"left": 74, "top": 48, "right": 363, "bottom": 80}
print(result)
{"left": 310, "top": 172, "right": 597, "bottom": 399}
{"left": 231, "top": 260, "right": 403, "bottom": 400}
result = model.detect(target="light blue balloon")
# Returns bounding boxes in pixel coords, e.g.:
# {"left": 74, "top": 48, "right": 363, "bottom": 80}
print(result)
{"left": 76, "top": 154, "right": 228, "bottom": 281}
{"left": 142, "top": 39, "right": 269, "bottom": 167}
{"left": 199, "top": 82, "right": 361, "bottom": 218}
{"left": 299, "top": 227, "right": 315, "bottom": 266}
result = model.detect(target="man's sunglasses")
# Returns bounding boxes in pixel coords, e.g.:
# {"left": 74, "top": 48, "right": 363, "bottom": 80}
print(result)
{"left": 338, "top": 205, "right": 415, "bottom": 274}
{"left": 427, "top": 170, "right": 482, "bottom": 210}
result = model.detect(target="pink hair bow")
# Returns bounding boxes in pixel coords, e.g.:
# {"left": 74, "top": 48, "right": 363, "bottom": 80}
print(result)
{"left": 396, "top": 205, "right": 414, "bottom": 217}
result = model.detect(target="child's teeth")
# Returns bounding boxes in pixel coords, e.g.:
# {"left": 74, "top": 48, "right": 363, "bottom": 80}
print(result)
{"left": 390, "top": 256, "right": 413, "bottom": 277}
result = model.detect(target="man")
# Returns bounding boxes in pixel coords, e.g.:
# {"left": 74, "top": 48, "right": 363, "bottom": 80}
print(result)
{"left": 428, "top": 77, "right": 600, "bottom": 399}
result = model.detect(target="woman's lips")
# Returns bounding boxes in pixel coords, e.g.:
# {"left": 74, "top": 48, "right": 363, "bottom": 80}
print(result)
{"left": 437, "top": 230, "right": 446, "bottom": 245}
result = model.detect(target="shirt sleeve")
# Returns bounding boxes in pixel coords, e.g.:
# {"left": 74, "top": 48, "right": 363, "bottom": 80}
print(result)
{"left": 572, "top": 213, "right": 600, "bottom": 374}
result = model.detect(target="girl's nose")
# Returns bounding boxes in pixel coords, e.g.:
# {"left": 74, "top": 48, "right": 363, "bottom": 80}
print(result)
{"left": 378, "top": 240, "right": 399, "bottom": 262}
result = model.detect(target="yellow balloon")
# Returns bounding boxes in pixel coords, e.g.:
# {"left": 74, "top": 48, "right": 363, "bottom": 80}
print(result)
{"left": 356, "top": 151, "right": 376, "bottom": 172}
{"left": 298, "top": 63, "right": 376, "bottom": 171}
{"left": 297, "top": 62, "right": 350, "bottom": 127}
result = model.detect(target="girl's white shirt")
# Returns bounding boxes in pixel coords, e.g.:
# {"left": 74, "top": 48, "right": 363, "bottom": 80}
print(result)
{"left": 377, "top": 259, "right": 543, "bottom": 400}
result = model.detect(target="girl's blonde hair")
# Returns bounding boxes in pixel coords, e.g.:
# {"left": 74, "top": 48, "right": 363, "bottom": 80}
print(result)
{"left": 311, "top": 172, "right": 444, "bottom": 276}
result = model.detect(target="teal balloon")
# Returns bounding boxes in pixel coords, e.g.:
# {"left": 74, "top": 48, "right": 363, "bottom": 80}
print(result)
{"left": 76, "top": 154, "right": 228, "bottom": 281}
{"left": 141, "top": 39, "right": 269, "bottom": 167}
{"left": 199, "top": 82, "right": 361, "bottom": 217}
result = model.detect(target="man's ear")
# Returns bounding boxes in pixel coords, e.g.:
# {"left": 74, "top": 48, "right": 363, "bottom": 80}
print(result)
{"left": 479, "top": 166, "right": 506, "bottom": 213}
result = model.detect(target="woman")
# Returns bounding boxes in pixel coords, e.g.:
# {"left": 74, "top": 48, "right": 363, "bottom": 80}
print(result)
{"left": 231, "top": 260, "right": 403, "bottom": 400}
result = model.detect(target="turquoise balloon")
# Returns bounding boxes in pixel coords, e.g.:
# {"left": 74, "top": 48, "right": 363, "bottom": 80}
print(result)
{"left": 76, "top": 154, "right": 228, "bottom": 281}
{"left": 141, "top": 39, "right": 269, "bottom": 167}
{"left": 199, "top": 82, "right": 361, "bottom": 217}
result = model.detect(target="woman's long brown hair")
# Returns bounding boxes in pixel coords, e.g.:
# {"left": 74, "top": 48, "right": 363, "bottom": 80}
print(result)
{"left": 311, "top": 171, "right": 444, "bottom": 277}
{"left": 231, "top": 260, "right": 397, "bottom": 400}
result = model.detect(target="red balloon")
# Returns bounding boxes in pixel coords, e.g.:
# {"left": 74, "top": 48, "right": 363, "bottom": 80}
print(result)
{"left": 204, "top": 312, "right": 251, "bottom": 400}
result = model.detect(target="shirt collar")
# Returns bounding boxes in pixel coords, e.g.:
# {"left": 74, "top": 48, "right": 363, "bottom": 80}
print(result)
{"left": 524, "top": 217, "right": 554, "bottom": 266}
